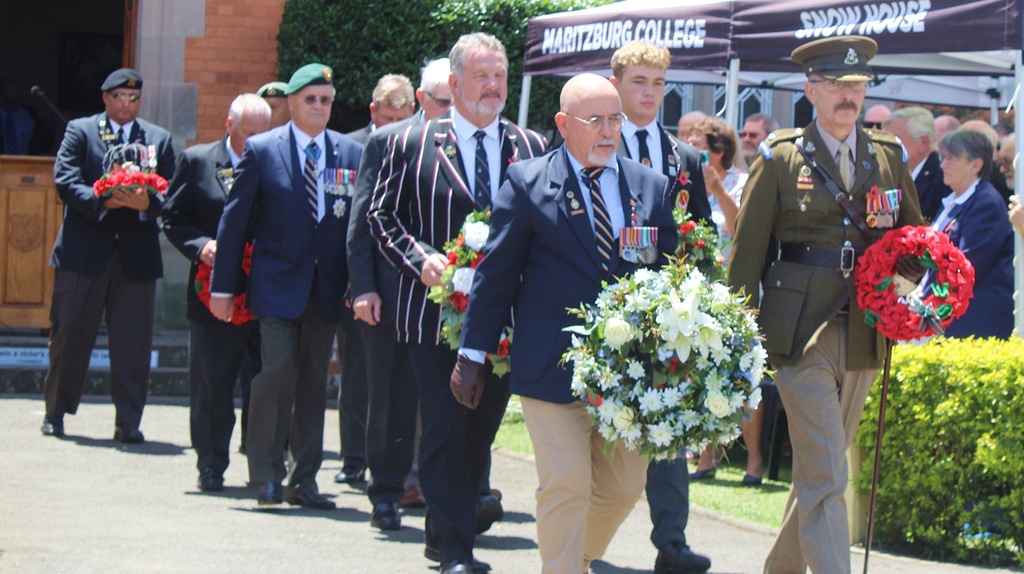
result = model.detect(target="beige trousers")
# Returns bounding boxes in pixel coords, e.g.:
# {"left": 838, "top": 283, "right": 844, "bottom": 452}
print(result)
{"left": 521, "top": 397, "right": 649, "bottom": 574}
{"left": 764, "top": 316, "right": 878, "bottom": 574}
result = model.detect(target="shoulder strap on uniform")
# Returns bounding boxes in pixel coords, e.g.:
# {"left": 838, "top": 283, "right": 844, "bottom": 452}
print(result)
{"left": 793, "top": 140, "right": 875, "bottom": 244}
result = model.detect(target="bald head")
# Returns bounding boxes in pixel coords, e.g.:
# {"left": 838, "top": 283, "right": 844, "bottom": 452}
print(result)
{"left": 934, "top": 114, "right": 960, "bottom": 143}
{"left": 960, "top": 120, "right": 999, "bottom": 157}
{"left": 678, "top": 111, "right": 708, "bottom": 139}
{"left": 555, "top": 73, "right": 623, "bottom": 167}
{"left": 863, "top": 104, "right": 891, "bottom": 127}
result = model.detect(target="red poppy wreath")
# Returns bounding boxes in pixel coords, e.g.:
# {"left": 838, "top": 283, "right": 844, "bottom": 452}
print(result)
{"left": 194, "top": 244, "right": 254, "bottom": 326}
{"left": 854, "top": 225, "right": 974, "bottom": 341}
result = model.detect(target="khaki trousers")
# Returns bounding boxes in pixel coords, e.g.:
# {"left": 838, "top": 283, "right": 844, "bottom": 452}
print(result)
{"left": 764, "top": 316, "right": 877, "bottom": 574}
{"left": 521, "top": 397, "right": 649, "bottom": 574}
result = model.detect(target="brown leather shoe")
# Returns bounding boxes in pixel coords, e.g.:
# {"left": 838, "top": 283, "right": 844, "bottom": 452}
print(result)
{"left": 400, "top": 485, "right": 426, "bottom": 508}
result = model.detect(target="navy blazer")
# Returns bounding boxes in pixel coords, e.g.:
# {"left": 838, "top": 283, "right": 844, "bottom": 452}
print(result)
{"left": 461, "top": 148, "right": 678, "bottom": 404}
{"left": 51, "top": 113, "right": 175, "bottom": 280}
{"left": 914, "top": 151, "right": 953, "bottom": 222}
{"left": 368, "top": 114, "right": 545, "bottom": 344}
{"left": 162, "top": 137, "right": 244, "bottom": 323}
{"left": 619, "top": 124, "right": 715, "bottom": 231}
{"left": 933, "top": 179, "right": 1014, "bottom": 339}
{"left": 211, "top": 123, "right": 364, "bottom": 324}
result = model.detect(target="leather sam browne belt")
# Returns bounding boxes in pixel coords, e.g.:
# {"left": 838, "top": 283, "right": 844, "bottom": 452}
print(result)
{"left": 780, "top": 242, "right": 863, "bottom": 274}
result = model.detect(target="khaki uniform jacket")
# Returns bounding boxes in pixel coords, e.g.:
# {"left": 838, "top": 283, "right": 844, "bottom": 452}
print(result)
{"left": 727, "top": 122, "right": 924, "bottom": 370}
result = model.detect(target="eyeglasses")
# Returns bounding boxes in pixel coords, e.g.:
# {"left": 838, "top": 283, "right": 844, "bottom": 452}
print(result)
{"left": 424, "top": 91, "right": 452, "bottom": 108}
{"left": 567, "top": 113, "right": 627, "bottom": 131}
{"left": 809, "top": 79, "right": 869, "bottom": 93}
{"left": 739, "top": 131, "right": 764, "bottom": 140}
{"left": 109, "top": 92, "right": 141, "bottom": 103}
{"left": 302, "top": 95, "right": 335, "bottom": 106}
{"left": 862, "top": 121, "right": 883, "bottom": 129}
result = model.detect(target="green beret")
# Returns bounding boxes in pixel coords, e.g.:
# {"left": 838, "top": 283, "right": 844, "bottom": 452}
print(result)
{"left": 257, "top": 81, "right": 289, "bottom": 99}
{"left": 285, "top": 63, "right": 333, "bottom": 95}
{"left": 101, "top": 68, "right": 143, "bottom": 91}
{"left": 791, "top": 36, "right": 877, "bottom": 81}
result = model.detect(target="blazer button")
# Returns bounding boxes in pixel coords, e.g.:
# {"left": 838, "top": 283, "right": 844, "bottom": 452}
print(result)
{"left": 776, "top": 280, "right": 782, "bottom": 287}
{"left": 800, "top": 204, "right": 807, "bottom": 212}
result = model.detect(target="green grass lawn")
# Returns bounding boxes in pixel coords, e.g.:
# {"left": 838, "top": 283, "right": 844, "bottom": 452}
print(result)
{"left": 494, "top": 396, "right": 790, "bottom": 529}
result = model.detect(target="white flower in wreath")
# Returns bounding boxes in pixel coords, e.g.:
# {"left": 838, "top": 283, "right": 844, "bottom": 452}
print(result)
{"left": 638, "top": 389, "right": 663, "bottom": 416}
{"left": 620, "top": 423, "right": 642, "bottom": 444}
{"left": 747, "top": 386, "right": 763, "bottom": 410}
{"left": 661, "top": 386, "right": 682, "bottom": 408}
{"left": 647, "top": 421, "right": 675, "bottom": 447}
{"left": 704, "top": 391, "right": 732, "bottom": 418}
{"left": 463, "top": 221, "right": 490, "bottom": 251}
{"left": 604, "top": 317, "right": 633, "bottom": 349}
{"left": 680, "top": 409, "right": 699, "bottom": 429}
{"left": 626, "top": 360, "right": 645, "bottom": 380}
{"left": 451, "top": 267, "right": 476, "bottom": 295}
{"left": 596, "top": 400, "right": 619, "bottom": 424}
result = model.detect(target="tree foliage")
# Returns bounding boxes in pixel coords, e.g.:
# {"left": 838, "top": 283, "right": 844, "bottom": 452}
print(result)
{"left": 277, "top": 0, "right": 612, "bottom": 134}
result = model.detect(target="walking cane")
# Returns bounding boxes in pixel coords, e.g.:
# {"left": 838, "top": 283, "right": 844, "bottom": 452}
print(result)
{"left": 863, "top": 337, "right": 894, "bottom": 574}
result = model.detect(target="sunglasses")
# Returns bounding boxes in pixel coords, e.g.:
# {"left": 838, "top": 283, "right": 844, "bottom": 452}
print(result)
{"left": 109, "top": 92, "right": 141, "bottom": 103}
{"left": 862, "top": 121, "right": 883, "bottom": 129}
{"left": 302, "top": 95, "right": 335, "bottom": 106}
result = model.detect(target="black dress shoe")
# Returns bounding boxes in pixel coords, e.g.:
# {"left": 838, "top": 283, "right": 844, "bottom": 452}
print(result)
{"left": 688, "top": 465, "right": 716, "bottom": 480}
{"left": 41, "top": 416, "right": 65, "bottom": 437}
{"left": 257, "top": 482, "right": 283, "bottom": 506}
{"left": 333, "top": 465, "right": 366, "bottom": 484}
{"left": 285, "top": 487, "right": 336, "bottom": 509}
{"left": 423, "top": 547, "right": 490, "bottom": 573}
{"left": 198, "top": 468, "right": 224, "bottom": 492}
{"left": 476, "top": 493, "right": 504, "bottom": 534}
{"left": 370, "top": 501, "right": 401, "bottom": 530}
{"left": 654, "top": 545, "right": 711, "bottom": 574}
{"left": 113, "top": 426, "right": 145, "bottom": 444}
{"left": 441, "top": 563, "right": 471, "bottom": 574}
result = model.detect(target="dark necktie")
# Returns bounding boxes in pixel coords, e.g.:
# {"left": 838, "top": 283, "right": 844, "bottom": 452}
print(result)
{"left": 3, "top": 112, "right": 16, "bottom": 154}
{"left": 115, "top": 127, "right": 126, "bottom": 145}
{"left": 474, "top": 130, "right": 490, "bottom": 209}
{"left": 304, "top": 140, "right": 321, "bottom": 222}
{"left": 583, "top": 166, "right": 613, "bottom": 272}
{"left": 636, "top": 128, "right": 651, "bottom": 168}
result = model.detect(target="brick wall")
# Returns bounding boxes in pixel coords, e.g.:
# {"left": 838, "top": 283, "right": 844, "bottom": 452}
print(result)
{"left": 184, "top": 0, "right": 285, "bottom": 146}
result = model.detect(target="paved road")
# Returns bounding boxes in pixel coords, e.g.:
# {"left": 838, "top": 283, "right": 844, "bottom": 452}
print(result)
{"left": 1, "top": 395, "right": 1013, "bottom": 573}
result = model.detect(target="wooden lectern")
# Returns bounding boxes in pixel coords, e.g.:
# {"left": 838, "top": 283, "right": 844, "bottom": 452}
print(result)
{"left": 0, "top": 155, "right": 60, "bottom": 330}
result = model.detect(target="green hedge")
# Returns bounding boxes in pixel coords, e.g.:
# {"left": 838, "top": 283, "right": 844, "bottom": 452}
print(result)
{"left": 855, "top": 337, "right": 1024, "bottom": 568}
{"left": 276, "top": 0, "right": 612, "bottom": 134}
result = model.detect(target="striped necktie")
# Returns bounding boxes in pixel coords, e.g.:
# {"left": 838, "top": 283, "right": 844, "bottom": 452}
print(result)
{"left": 304, "top": 140, "right": 321, "bottom": 222}
{"left": 473, "top": 130, "right": 490, "bottom": 209}
{"left": 583, "top": 166, "right": 613, "bottom": 272}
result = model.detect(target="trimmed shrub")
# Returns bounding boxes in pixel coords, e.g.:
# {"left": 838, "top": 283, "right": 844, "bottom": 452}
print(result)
{"left": 276, "top": 0, "right": 612, "bottom": 134}
{"left": 855, "top": 337, "right": 1024, "bottom": 568}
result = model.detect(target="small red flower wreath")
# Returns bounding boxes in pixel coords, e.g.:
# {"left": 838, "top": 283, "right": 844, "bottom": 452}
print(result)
{"left": 854, "top": 226, "right": 974, "bottom": 341}
{"left": 194, "top": 244, "right": 255, "bottom": 326}
{"left": 93, "top": 168, "right": 168, "bottom": 198}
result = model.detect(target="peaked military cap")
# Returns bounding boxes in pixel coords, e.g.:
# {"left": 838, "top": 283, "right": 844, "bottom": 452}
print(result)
{"left": 257, "top": 81, "right": 289, "bottom": 99}
{"left": 285, "top": 63, "right": 334, "bottom": 95}
{"left": 101, "top": 68, "right": 143, "bottom": 91}
{"left": 791, "top": 36, "right": 877, "bottom": 81}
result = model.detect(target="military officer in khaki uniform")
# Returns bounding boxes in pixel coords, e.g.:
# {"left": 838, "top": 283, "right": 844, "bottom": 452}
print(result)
{"left": 728, "top": 36, "right": 923, "bottom": 573}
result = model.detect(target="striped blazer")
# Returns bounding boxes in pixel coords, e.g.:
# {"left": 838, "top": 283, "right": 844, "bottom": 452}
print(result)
{"left": 368, "top": 113, "right": 545, "bottom": 344}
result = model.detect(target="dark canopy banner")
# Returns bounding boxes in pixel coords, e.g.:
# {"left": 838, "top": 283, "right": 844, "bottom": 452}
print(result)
{"left": 523, "top": 1, "right": 735, "bottom": 76}
{"left": 732, "top": 0, "right": 1022, "bottom": 72}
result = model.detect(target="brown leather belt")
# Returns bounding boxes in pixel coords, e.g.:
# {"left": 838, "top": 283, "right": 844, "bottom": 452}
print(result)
{"left": 779, "top": 242, "right": 863, "bottom": 274}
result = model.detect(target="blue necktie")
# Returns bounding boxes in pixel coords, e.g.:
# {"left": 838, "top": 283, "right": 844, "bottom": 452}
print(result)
{"left": 3, "top": 112, "right": 17, "bottom": 154}
{"left": 304, "top": 141, "right": 321, "bottom": 221}
{"left": 636, "top": 128, "right": 651, "bottom": 168}
{"left": 474, "top": 130, "right": 490, "bottom": 209}
{"left": 583, "top": 166, "right": 613, "bottom": 272}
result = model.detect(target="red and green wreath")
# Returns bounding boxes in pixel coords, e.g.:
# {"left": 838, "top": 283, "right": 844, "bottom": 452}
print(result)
{"left": 854, "top": 226, "right": 974, "bottom": 341}
{"left": 93, "top": 168, "right": 168, "bottom": 198}
{"left": 194, "top": 244, "right": 254, "bottom": 326}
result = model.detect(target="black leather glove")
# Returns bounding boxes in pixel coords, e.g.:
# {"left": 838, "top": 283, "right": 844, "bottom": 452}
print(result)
{"left": 895, "top": 254, "right": 926, "bottom": 283}
{"left": 450, "top": 354, "right": 486, "bottom": 409}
